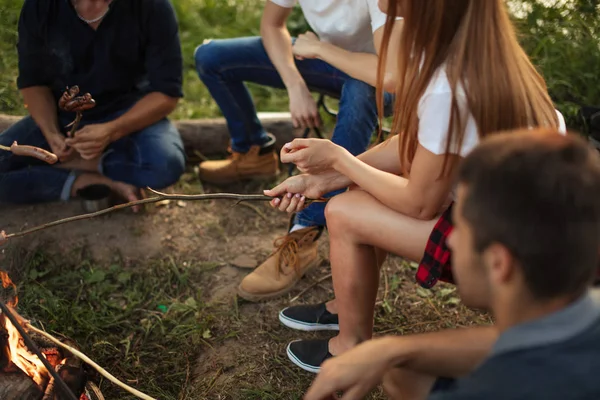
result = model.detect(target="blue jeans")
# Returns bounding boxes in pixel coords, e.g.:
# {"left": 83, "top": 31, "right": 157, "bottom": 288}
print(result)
{"left": 195, "top": 36, "right": 394, "bottom": 227}
{"left": 0, "top": 110, "right": 185, "bottom": 204}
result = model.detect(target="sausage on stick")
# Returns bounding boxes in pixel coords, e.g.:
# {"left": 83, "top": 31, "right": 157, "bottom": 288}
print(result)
{"left": 0, "top": 141, "right": 58, "bottom": 164}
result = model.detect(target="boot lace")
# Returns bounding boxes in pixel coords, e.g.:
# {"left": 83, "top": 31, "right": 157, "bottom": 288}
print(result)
{"left": 271, "top": 235, "right": 301, "bottom": 279}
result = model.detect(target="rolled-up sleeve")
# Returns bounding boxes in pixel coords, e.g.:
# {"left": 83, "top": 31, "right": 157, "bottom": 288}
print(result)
{"left": 144, "top": 0, "right": 184, "bottom": 98}
{"left": 16, "top": 0, "right": 52, "bottom": 89}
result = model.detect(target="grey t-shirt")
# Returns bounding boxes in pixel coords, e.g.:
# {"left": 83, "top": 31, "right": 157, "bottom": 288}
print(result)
{"left": 429, "top": 292, "right": 600, "bottom": 400}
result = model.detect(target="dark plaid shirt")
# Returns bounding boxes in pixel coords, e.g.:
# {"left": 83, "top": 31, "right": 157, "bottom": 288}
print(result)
{"left": 16, "top": 0, "right": 183, "bottom": 120}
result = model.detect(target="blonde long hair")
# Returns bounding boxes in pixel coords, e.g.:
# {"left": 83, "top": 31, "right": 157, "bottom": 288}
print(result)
{"left": 377, "top": 0, "right": 560, "bottom": 175}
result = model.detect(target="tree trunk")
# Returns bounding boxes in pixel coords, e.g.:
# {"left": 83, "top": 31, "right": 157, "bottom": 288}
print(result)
{"left": 0, "top": 113, "right": 302, "bottom": 159}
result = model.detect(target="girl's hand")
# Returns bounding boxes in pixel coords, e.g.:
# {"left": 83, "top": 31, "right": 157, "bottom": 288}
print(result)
{"left": 264, "top": 174, "right": 329, "bottom": 213}
{"left": 280, "top": 138, "right": 346, "bottom": 174}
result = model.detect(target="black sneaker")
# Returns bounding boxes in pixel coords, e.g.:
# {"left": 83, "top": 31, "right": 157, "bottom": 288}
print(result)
{"left": 279, "top": 303, "right": 339, "bottom": 331}
{"left": 286, "top": 339, "right": 333, "bottom": 373}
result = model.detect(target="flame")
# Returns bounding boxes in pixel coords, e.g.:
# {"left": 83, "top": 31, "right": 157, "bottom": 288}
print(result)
{"left": 0, "top": 271, "right": 17, "bottom": 307}
{"left": 4, "top": 318, "right": 49, "bottom": 386}
{"left": 1, "top": 271, "right": 50, "bottom": 386}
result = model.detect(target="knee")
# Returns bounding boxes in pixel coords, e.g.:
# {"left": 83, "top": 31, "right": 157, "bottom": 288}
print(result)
{"left": 324, "top": 191, "right": 354, "bottom": 232}
{"left": 194, "top": 39, "right": 223, "bottom": 77}
{"left": 141, "top": 144, "right": 185, "bottom": 189}
{"left": 341, "top": 78, "right": 376, "bottom": 105}
{"left": 154, "top": 150, "right": 185, "bottom": 189}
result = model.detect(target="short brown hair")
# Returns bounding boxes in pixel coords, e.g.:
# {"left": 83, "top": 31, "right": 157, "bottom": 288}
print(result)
{"left": 458, "top": 129, "right": 600, "bottom": 299}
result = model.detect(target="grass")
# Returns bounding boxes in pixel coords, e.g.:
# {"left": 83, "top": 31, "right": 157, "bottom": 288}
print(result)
{"left": 1, "top": 0, "right": 599, "bottom": 130}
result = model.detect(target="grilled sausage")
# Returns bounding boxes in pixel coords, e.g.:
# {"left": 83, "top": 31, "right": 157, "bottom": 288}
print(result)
{"left": 58, "top": 85, "right": 80, "bottom": 110}
{"left": 63, "top": 93, "right": 96, "bottom": 113}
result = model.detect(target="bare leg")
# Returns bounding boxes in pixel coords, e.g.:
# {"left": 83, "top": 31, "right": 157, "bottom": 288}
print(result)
{"left": 383, "top": 368, "right": 437, "bottom": 400}
{"left": 325, "top": 190, "right": 438, "bottom": 355}
{"left": 71, "top": 172, "right": 142, "bottom": 212}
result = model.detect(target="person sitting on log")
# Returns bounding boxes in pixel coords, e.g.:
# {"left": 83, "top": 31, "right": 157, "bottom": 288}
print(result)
{"left": 194, "top": 0, "right": 402, "bottom": 301}
{"left": 264, "top": 0, "right": 566, "bottom": 373}
{"left": 0, "top": 0, "right": 186, "bottom": 207}
{"left": 303, "top": 129, "right": 600, "bottom": 400}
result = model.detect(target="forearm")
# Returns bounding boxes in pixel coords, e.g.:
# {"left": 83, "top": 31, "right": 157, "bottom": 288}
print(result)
{"left": 387, "top": 326, "right": 498, "bottom": 378}
{"left": 357, "top": 136, "right": 402, "bottom": 174}
{"left": 316, "top": 43, "right": 379, "bottom": 87}
{"left": 21, "top": 87, "right": 60, "bottom": 137}
{"left": 261, "top": 25, "right": 305, "bottom": 89}
{"left": 316, "top": 138, "right": 402, "bottom": 194}
{"left": 335, "top": 152, "right": 439, "bottom": 218}
{"left": 108, "top": 92, "right": 178, "bottom": 141}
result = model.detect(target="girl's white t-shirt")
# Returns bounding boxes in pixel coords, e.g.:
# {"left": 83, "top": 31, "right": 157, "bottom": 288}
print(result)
{"left": 270, "top": 0, "right": 388, "bottom": 54}
{"left": 418, "top": 68, "right": 567, "bottom": 158}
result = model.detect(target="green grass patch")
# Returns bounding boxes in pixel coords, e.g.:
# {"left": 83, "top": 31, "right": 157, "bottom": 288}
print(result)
{"left": 7, "top": 248, "right": 211, "bottom": 399}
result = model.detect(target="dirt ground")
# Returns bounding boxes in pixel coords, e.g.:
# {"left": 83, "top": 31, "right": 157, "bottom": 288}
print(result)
{"left": 0, "top": 174, "right": 490, "bottom": 399}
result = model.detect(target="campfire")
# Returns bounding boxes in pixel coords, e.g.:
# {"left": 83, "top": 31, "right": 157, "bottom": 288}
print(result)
{"left": 0, "top": 272, "right": 104, "bottom": 400}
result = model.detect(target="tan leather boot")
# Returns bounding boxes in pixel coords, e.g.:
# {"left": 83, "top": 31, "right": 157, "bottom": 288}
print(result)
{"left": 198, "top": 139, "right": 280, "bottom": 184}
{"left": 237, "top": 225, "right": 323, "bottom": 302}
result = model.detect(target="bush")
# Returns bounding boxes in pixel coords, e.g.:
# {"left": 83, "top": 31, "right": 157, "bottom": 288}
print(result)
{"left": 510, "top": 0, "right": 600, "bottom": 130}
{"left": 0, "top": 0, "right": 598, "bottom": 131}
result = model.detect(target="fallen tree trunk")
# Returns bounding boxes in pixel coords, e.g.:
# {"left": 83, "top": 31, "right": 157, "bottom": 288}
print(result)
{"left": 0, "top": 112, "right": 304, "bottom": 159}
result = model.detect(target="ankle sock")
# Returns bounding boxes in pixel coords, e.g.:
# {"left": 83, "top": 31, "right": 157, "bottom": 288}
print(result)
{"left": 290, "top": 224, "right": 308, "bottom": 233}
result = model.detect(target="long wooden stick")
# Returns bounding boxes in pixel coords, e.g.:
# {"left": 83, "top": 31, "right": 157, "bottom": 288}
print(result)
{"left": 26, "top": 323, "right": 156, "bottom": 400}
{"left": 4, "top": 188, "right": 326, "bottom": 241}
{"left": 0, "top": 144, "right": 11, "bottom": 151}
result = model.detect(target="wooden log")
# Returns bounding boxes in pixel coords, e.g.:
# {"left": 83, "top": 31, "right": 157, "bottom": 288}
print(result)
{"left": 0, "top": 113, "right": 303, "bottom": 159}
{"left": 0, "top": 370, "right": 43, "bottom": 400}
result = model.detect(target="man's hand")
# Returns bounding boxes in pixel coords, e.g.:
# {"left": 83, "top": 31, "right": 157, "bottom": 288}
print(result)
{"left": 293, "top": 31, "right": 324, "bottom": 60}
{"left": 304, "top": 338, "right": 396, "bottom": 400}
{"left": 65, "top": 123, "right": 114, "bottom": 160}
{"left": 45, "top": 132, "right": 75, "bottom": 162}
{"left": 0, "top": 231, "right": 7, "bottom": 246}
{"left": 287, "top": 83, "right": 321, "bottom": 129}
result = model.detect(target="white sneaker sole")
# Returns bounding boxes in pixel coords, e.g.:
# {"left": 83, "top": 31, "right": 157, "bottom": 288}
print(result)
{"left": 279, "top": 309, "right": 340, "bottom": 332}
{"left": 286, "top": 341, "right": 321, "bottom": 374}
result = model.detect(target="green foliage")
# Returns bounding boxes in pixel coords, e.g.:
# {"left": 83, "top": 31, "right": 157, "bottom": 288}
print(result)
{"left": 14, "top": 250, "right": 209, "bottom": 399}
{"left": 0, "top": 0, "right": 598, "bottom": 129}
{"left": 0, "top": 0, "right": 24, "bottom": 114}
{"left": 510, "top": 0, "right": 600, "bottom": 129}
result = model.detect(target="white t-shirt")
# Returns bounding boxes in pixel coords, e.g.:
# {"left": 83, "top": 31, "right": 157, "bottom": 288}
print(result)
{"left": 270, "top": 0, "right": 388, "bottom": 54}
{"left": 418, "top": 68, "right": 567, "bottom": 158}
